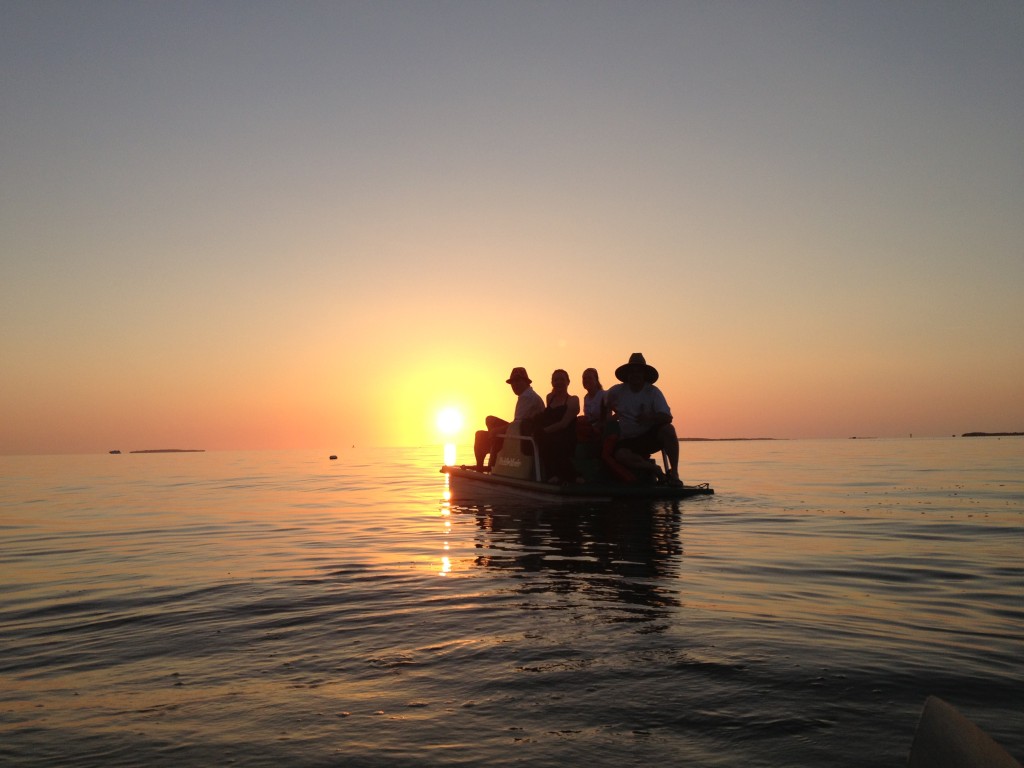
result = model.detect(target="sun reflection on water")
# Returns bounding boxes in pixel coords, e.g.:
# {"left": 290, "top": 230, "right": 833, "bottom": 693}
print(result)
{"left": 440, "top": 445, "right": 453, "bottom": 575}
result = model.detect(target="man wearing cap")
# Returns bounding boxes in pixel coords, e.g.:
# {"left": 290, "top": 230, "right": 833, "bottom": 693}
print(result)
{"left": 473, "top": 367, "right": 545, "bottom": 469}
{"left": 606, "top": 353, "right": 683, "bottom": 486}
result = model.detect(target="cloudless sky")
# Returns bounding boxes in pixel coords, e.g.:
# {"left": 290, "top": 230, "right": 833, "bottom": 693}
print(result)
{"left": 2, "top": 0, "right": 1022, "bottom": 454}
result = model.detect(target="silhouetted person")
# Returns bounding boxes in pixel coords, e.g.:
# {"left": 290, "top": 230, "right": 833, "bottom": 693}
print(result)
{"left": 474, "top": 367, "right": 544, "bottom": 469}
{"left": 606, "top": 352, "right": 682, "bottom": 485}
{"left": 533, "top": 369, "right": 580, "bottom": 483}
{"left": 580, "top": 367, "right": 607, "bottom": 434}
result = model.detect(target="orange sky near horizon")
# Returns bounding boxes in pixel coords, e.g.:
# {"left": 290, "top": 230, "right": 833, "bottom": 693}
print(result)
{"left": 2, "top": 3, "right": 1022, "bottom": 455}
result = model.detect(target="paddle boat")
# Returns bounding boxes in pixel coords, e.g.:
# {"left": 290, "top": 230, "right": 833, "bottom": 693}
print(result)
{"left": 441, "top": 423, "right": 714, "bottom": 503}
{"left": 907, "top": 696, "right": 1021, "bottom": 768}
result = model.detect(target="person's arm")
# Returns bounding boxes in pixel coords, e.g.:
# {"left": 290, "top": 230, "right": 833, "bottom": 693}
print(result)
{"left": 544, "top": 395, "right": 580, "bottom": 433}
{"left": 642, "top": 410, "right": 672, "bottom": 428}
{"left": 605, "top": 387, "right": 619, "bottom": 416}
{"left": 530, "top": 393, "right": 546, "bottom": 419}
{"left": 514, "top": 390, "right": 544, "bottom": 422}
{"left": 638, "top": 390, "right": 672, "bottom": 427}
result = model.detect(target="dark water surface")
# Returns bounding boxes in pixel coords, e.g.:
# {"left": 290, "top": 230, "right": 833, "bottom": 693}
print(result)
{"left": 1, "top": 438, "right": 1021, "bottom": 766}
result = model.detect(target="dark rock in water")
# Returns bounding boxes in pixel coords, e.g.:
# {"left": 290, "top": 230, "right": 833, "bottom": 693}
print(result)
{"left": 329, "top": 455, "right": 338, "bottom": 460}
{"left": 109, "top": 450, "right": 121, "bottom": 454}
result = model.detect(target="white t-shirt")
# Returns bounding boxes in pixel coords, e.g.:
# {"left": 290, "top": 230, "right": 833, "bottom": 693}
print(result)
{"left": 514, "top": 387, "right": 545, "bottom": 422}
{"left": 607, "top": 383, "right": 671, "bottom": 439}
{"left": 583, "top": 389, "right": 606, "bottom": 425}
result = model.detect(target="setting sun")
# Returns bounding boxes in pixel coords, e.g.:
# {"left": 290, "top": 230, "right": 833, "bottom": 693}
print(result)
{"left": 436, "top": 407, "right": 464, "bottom": 437}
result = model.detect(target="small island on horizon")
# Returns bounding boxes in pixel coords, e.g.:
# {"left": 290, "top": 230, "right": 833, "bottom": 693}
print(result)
{"left": 127, "top": 449, "right": 206, "bottom": 454}
{"left": 961, "top": 432, "right": 1023, "bottom": 437}
{"left": 680, "top": 437, "right": 779, "bottom": 442}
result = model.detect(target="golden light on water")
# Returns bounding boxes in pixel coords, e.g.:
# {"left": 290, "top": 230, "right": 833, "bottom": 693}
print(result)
{"left": 440, "top": 460, "right": 452, "bottom": 575}
{"left": 443, "top": 442, "right": 457, "bottom": 467}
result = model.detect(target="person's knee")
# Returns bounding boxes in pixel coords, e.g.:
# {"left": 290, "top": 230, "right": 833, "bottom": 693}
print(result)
{"left": 615, "top": 447, "right": 643, "bottom": 464}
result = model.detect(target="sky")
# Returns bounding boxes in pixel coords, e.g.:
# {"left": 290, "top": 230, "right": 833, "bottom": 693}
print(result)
{"left": 2, "top": 0, "right": 1022, "bottom": 454}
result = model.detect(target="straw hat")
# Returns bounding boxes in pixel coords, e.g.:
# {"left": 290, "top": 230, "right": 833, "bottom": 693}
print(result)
{"left": 614, "top": 352, "right": 659, "bottom": 383}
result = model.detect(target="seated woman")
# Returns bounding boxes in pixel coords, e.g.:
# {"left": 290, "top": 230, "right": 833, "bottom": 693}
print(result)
{"left": 570, "top": 368, "right": 609, "bottom": 483}
{"left": 533, "top": 369, "right": 580, "bottom": 483}
{"left": 578, "top": 367, "right": 606, "bottom": 440}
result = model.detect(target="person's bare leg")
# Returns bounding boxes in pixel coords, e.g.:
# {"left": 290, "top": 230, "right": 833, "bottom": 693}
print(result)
{"left": 614, "top": 447, "right": 655, "bottom": 471}
{"left": 475, "top": 417, "right": 509, "bottom": 468}
{"left": 659, "top": 424, "right": 681, "bottom": 483}
{"left": 474, "top": 430, "right": 491, "bottom": 467}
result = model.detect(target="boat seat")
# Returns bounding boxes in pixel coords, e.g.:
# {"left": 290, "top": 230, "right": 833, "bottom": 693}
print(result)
{"left": 492, "top": 422, "right": 540, "bottom": 481}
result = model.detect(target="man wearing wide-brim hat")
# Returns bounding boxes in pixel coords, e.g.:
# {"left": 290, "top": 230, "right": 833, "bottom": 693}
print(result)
{"left": 473, "top": 367, "right": 545, "bottom": 469}
{"left": 606, "top": 353, "right": 683, "bottom": 486}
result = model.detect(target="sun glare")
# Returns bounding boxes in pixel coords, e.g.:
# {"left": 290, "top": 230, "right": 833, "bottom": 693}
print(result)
{"left": 436, "top": 407, "right": 464, "bottom": 437}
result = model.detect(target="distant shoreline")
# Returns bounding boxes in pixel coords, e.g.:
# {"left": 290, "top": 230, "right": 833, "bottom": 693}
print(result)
{"left": 679, "top": 434, "right": 1024, "bottom": 442}
{"left": 127, "top": 449, "right": 206, "bottom": 453}
{"left": 680, "top": 437, "right": 779, "bottom": 442}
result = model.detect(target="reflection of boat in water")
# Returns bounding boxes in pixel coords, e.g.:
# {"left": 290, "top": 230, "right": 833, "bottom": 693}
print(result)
{"left": 451, "top": 497, "right": 687, "bottom": 615}
{"left": 454, "top": 499, "right": 684, "bottom": 576}
{"left": 441, "top": 423, "right": 714, "bottom": 503}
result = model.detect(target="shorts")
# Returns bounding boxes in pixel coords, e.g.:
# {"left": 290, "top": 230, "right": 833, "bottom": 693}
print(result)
{"left": 615, "top": 426, "right": 663, "bottom": 457}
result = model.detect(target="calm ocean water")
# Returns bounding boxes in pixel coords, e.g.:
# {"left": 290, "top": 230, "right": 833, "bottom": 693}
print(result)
{"left": 1, "top": 438, "right": 1021, "bottom": 767}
